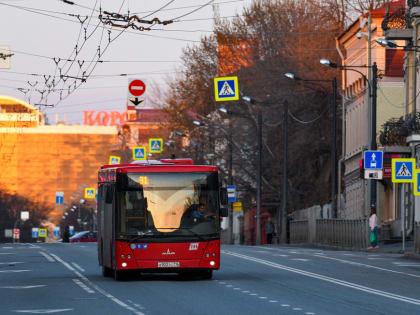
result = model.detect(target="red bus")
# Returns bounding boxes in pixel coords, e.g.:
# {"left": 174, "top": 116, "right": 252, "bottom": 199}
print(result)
{"left": 97, "top": 159, "right": 228, "bottom": 281}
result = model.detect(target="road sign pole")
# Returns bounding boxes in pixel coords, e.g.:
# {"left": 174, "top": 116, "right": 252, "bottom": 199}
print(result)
{"left": 228, "top": 120, "right": 234, "bottom": 245}
{"left": 256, "top": 108, "right": 262, "bottom": 246}
{"left": 280, "top": 100, "right": 288, "bottom": 244}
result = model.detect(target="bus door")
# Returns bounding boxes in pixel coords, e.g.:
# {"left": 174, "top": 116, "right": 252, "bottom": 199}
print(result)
{"left": 102, "top": 184, "right": 115, "bottom": 269}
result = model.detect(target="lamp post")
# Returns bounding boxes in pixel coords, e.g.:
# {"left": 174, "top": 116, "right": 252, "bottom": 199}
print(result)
{"left": 285, "top": 72, "right": 338, "bottom": 217}
{"left": 320, "top": 58, "right": 377, "bottom": 210}
{"left": 242, "top": 96, "right": 263, "bottom": 245}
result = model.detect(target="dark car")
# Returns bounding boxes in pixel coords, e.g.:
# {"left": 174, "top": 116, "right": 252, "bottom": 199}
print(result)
{"left": 70, "top": 231, "right": 97, "bottom": 243}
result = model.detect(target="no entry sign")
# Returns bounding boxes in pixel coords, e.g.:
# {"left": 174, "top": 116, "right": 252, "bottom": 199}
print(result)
{"left": 128, "top": 79, "right": 146, "bottom": 97}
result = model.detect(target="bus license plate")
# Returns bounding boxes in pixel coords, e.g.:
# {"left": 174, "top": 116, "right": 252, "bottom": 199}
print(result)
{"left": 158, "top": 262, "right": 180, "bottom": 268}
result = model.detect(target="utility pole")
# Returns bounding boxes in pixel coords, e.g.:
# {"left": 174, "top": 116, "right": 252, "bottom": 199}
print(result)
{"left": 331, "top": 78, "right": 338, "bottom": 217}
{"left": 280, "top": 100, "right": 288, "bottom": 243}
{"left": 367, "top": 12, "right": 375, "bottom": 213}
{"left": 228, "top": 120, "right": 234, "bottom": 245}
{"left": 256, "top": 108, "right": 262, "bottom": 245}
{"left": 370, "top": 63, "right": 378, "bottom": 208}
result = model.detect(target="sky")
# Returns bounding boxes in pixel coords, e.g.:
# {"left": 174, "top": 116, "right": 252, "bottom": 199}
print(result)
{"left": 0, "top": 0, "right": 254, "bottom": 124}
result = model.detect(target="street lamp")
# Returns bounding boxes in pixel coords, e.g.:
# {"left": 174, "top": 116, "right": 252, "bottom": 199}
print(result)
{"left": 320, "top": 58, "right": 378, "bottom": 210}
{"left": 193, "top": 120, "right": 203, "bottom": 126}
{"left": 375, "top": 37, "right": 420, "bottom": 50}
{"left": 285, "top": 71, "right": 338, "bottom": 217}
{"left": 242, "top": 96, "right": 263, "bottom": 245}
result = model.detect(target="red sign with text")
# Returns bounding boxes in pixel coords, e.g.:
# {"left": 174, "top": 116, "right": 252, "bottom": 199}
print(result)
{"left": 83, "top": 111, "right": 127, "bottom": 126}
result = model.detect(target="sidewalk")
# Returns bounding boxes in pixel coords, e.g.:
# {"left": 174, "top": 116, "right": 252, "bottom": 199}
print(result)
{"left": 267, "top": 240, "right": 420, "bottom": 259}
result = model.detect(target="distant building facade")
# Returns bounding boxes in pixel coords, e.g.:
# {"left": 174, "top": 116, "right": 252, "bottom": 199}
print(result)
{"left": 0, "top": 96, "right": 167, "bottom": 222}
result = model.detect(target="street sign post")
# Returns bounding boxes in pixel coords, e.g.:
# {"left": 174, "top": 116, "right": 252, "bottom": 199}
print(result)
{"left": 364, "top": 150, "right": 383, "bottom": 169}
{"left": 39, "top": 228, "right": 47, "bottom": 238}
{"left": 32, "top": 228, "right": 39, "bottom": 238}
{"left": 214, "top": 76, "right": 239, "bottom": 101}
{"left": 53, "top": 227, "right": 60, "bottom": 237}
{"left": 227, "top": 185, "right": 236, "bottom": 202}
{"left": 85, "top": 188, "right": 96, "bottom": 199}
{"left": 133, "top": 147, "right": 147, "bottom": 160}
{"left": 233, "top": 201, "right": 243, "bottom": 212}
{"left": 392, "top": 158, "right": 415, "bottom": 183}
{"left": 127, "top": 78, "right": 146, "bottom": 108}
{"left": 414, "top": 169, "right": 420, "bottom": 196}
{"left": 56, "top": 191, "right": 64, "bottom": 205}
{"left": 149, "top": 138, "right": 163, "bottom": 153}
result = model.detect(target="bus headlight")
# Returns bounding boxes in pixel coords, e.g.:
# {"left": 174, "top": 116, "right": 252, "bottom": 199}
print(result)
{"left": 122, "top": 262, "right": 127, "bottom": 267}
{"left": 210, "top": 261, "right": 215, "bottom": 266}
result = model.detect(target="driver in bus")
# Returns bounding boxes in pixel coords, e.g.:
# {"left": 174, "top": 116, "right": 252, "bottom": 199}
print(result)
{"left": 192, "top": 203, "right": 215, "bottom": 222}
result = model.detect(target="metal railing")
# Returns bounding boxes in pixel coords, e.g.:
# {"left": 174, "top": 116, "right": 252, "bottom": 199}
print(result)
{"left": 316, "top": 219, "right": 368, "bottom": 249}
{"left": 415, "top": 222, "right": 420, "bottom": 254}
{"left": 289, "top": 218, "right": 369, "bottom": 249}
{"left": 290, "top": 220, "right": 309, "bottom": 243}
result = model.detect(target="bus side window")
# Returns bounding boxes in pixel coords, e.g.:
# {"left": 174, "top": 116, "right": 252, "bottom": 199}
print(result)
{"left": 105, "top": 185, "right": 114, "bottom": 204}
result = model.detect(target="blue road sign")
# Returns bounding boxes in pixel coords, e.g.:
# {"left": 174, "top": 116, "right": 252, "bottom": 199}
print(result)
{"left": 133, "top": 147, "right": 146, "bottom": 160}
{"left": 56, "top": 191, "right": 64, "bottom": 205}
{"left": 214, "top": 76, "right": 239, "bottom": 101}
{"left": 149, "top": 138, "right": 163, "bottom": 153}
{"left": 364, "top": 150, "right": 383, "bottom": 170}
{"left": 53, "top": 227, "right": 60, "bottom": 237}
{"left": 32, "top": 228, "right": 39, "bottom": 238}
{"left": 69, "top": 226, "right": 74, "bottom": 236}
{"left": 227, "top": 185, "right": 236, "bottom": 202}
{"left": 392, "top": 158, "right": 415, "bottom": 183}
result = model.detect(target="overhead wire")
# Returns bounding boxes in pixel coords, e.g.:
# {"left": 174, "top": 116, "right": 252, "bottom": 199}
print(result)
{"left": 288, "top": 107, "right": 329, "bottom": 124}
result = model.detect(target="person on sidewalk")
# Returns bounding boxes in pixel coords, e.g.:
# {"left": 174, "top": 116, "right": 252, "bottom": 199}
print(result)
{"left": 264, "top": 217, "right": 275, "bottom": 244}
{"left": 368, "top": 207, "right": 379, "bottom": 249}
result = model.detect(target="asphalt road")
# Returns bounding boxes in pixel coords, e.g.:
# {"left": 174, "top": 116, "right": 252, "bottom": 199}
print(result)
{"left": 1, "top": 243, "right": 420, "bottom": 315}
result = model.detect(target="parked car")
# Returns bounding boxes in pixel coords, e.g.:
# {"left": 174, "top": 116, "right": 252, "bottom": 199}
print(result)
{"left": 70, "top": 231, "right": 97, "bottom": 243}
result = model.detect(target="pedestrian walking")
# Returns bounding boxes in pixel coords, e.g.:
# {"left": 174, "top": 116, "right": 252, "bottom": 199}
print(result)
{"left": 264, "top": 217, "right": 275, "bottom": 244}
{"left": 63, "top": 225, "right": 70, "bottom": 243}
{"left": 368, "top": 207, "right": 379, "bottom": 249}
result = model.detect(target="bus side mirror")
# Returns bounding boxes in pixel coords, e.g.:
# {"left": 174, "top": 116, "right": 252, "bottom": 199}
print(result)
{"left": 220, "top": 187, "right": 228, "bottom": 206}
{"left": 220, "top": 207, "right": 228, "bottom": 217}
{"left": 105, "top": 186, "right": 114, "bottom": 204}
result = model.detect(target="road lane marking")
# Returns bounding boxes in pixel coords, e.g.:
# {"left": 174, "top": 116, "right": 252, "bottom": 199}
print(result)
{"left": 312, "top": 254, "right": 420, "bottom": 279}
{"left": 0, "top": 285, "right": 46, "bottom": 289}
{"left": 272, "top": 254, "right": 289, "bottom": 257}
{"left": 281, "top": 304, "right": 290, "bottom": 307}
{"left": 39, "top": 252, "right": 55, "bottom": 262}
{"left": 71, "top": 262, "right": 85, "bottom": 272}
{"left": 0, "top": 270, "right": 30, "bottom": 273}
{"left": 2, "top": 246, "right": 13, "bottom": 249}
{"left": 223, "top": 250, "right": 420, "bottom": 306}
{"left": 292, "top": 258, "right": 309, "bottom": 262}
{"left": 0, "top": 253, "right": 13, "bottom": 255}
{"left": 72, "top": 279, "right": 94, "bottom": 294}
{"left": 293, "top": 308, "right": 302, "bottom": 310}
{"left": 269, "top": 300, "right": 278, "bottom": 303}
{"left": 49, "top": 253, "right": 145, "bottom": 315}
{"left": 12, "top": 309, "right": 73, "bottom": 313}
{"left": 259, "top": 296, "right": 267, "bottom": 299}
{"left": 0, "top": 262, "right": 23, "bottom": 265}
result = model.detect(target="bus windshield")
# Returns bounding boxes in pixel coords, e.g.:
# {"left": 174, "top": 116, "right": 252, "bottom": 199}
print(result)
{"left": 116, "top": 172, "right": 219, "bottom": 238}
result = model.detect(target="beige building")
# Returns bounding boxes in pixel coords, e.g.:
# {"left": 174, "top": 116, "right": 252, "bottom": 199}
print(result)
{"left": 337, "top": 2, "right": 405, "bottom": 230}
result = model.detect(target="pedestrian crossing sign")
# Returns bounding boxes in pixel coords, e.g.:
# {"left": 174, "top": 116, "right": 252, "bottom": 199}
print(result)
{"left": 39, "top": 228, "right": 47, "bottom": 238}
{"left": 85, "top": 188, "right": 96, "bottom": 199}
{"left": 414, "top": 170, "right": 420, "bottom": 196}
{"left": 133, "top": 146, "right": 146, "bottom": 160}
{"left": 214, "top": 76, "right": 239, "bottom": 101}
{"left": 392, "top": 158, "right": 415, "bottom": 183}
{"left": 109, "top": 156, "right": 120, "bottom": 165}
{"left": 149, "top": 138, "right": 163, "bottom": 153}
